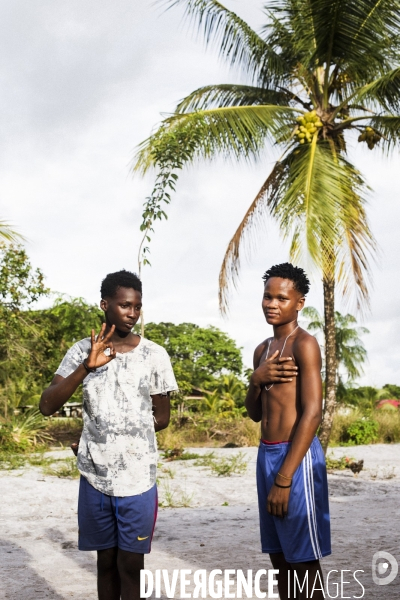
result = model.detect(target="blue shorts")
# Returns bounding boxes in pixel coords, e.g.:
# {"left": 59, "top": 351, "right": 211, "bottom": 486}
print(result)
{"left": 256, "top": 437, "right": 331, "bottom": 563}
{"left": 78, "top": 476, "right": 158, "bottom": 553}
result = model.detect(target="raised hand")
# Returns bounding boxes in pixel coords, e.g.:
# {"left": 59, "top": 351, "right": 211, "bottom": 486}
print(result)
{"left": 86, "top": 324, "right": 117, "bottom": 369}
{"left": 253, "top": 350, "right": 298, "bottom": 386}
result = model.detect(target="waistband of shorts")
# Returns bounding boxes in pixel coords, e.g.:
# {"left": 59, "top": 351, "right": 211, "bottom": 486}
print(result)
{"left": 259, "top": 436, "right": 320, "bottom": 452}
{"left": 259, "top": 439, "right": 292, "bottom": 451}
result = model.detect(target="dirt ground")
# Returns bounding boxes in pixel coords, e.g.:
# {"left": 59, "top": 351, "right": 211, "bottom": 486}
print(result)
{"left": 1, "top": 444, "right": 400, "bottom": 599}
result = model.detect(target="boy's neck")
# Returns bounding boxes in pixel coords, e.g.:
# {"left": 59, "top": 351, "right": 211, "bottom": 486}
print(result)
{"left": 272, "top": 319, "right": 299, "bottom": 341}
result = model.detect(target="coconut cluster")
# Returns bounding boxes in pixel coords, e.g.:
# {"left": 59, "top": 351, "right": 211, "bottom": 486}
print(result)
{"left": 358, "top": 127, "right": 380, "bottom": 150}
{"left": 295, "top": 111, "right": 323, "bottom": 144}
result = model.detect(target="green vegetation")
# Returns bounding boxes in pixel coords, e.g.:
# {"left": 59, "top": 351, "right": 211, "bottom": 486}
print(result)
{"left": 0, "top": 243, "right": 399, "bottom": 476}
{"left": 134, "top": 322, "right": 245, "bottom": 396}
{"left": 42, "top": 457, "right": 80, "bottom": 479}
{"left": 205, "top": 452, "right": 248, "bottom": 477}
{"left": 344, "top": 418, "right": 379, "bottom": 445}
{"left": 325, "top": 456, "right": 351, "bottom": 471}
{"left": 330, "top": 410, "right": 400, "bottom": 446}
{"left": 0, "top": 411, "right": 52, "bottom": 452}
{"left": 303, "top": 307, "right": 369, "bottom": 384}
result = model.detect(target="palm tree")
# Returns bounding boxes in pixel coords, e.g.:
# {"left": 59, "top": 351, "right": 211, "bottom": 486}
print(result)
{"left": 303, "top": 307, "right": 369, "bottom": 384}
{"left": 134, "top": 0, "right": 400, "bottom": 449}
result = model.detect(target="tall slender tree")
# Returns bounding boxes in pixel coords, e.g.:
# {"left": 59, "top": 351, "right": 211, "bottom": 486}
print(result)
{"left": 134, "top": 0, "right": 400, "bottom": 449}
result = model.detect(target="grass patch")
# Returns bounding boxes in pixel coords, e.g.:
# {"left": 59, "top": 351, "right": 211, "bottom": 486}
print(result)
{"left": 157, "top": 416, "right": 261, "bottom": 449}
{"left": 208, "top": 453, "right": 248, "bottom": 477}
{"left": 162, "top": 448, "right": 203, "bottom": 461}
{"left": 0, "top": 452, "right": 28, "bottom": 470}
{"left": 159, "top": 479, "right": 194, "bottom": 508}
{"left": 42, "top": 457, "right": 80, "bottom": 479}
{"left": 194, "top": 451, "right": 248, "bottom": 477}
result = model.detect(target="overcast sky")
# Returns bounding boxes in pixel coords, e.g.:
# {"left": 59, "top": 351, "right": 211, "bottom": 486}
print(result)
{"left": 1, "top": 0, "right": 399, "bottom": 386}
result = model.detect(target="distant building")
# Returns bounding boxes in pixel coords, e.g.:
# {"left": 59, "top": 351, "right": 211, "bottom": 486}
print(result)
{"left": 376, "top": 399, "right": 400, "bottom": 410}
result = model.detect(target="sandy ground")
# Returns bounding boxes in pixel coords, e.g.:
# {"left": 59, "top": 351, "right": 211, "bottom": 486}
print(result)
{"left": 1, "top": 444, "right": 400, "bottom": 599}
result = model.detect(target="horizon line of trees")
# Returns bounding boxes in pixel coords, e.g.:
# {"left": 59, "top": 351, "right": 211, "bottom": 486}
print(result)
{"left": 1, "top": 243, "right": 398, "bottom": 424}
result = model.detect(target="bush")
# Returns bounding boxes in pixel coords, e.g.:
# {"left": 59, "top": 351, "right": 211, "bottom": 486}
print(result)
{"left": 157, "top": 415, "right": 261, "bottom": 449}
{"left": 0, "top": 411, "right": 52, "bottom": 452}
{"left": 330, "top": 410, "right": 400, "bottom": 445}
{"left": 345, "top": 418, "right": 379, "bottom": 445}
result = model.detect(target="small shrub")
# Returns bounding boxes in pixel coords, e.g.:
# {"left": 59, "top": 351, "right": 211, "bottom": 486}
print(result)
{"left": 159, "top": 479, "right": 194, "bottom": 508}
{"left": 325, "top": 456, "right": 352, "bottom": 470}
{"left": 329, "top": 410, "right": 400, "bottom": 446}
{"left": 43, "top": 457, "right": 80, "bottom": 479}
{"left": 209, "top": 453, "right": 248, "bottom": 477}
{"left": 344, "top": 418, "right": 379, "bottom": 445}
{"left": 0, "top": 411, "right": 52, "bottom": 452}
{"left": 195, "top": 452, "right": 248, "bottom": 477}
{"left": 162, "top": 448, "right": 202, "bottom": 461}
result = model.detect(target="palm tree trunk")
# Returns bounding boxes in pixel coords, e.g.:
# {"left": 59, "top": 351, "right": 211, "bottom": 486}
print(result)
{"left": 318, "top": 276, "right": 337, "bottom": 454}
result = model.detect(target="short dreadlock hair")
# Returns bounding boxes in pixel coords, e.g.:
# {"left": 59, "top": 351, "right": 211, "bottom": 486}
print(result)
{"left": 262, "top": 263, "right": 310, "bottom": 296}
{"left": 100, "top": 270, "right": 142, "bottom": 299}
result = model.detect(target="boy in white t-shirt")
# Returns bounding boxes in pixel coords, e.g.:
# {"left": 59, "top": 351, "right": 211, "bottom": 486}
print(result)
{"left": 40, "top": 270, "right": 178, "bottom": 600}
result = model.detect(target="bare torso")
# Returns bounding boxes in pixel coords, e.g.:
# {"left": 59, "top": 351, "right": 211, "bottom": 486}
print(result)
{"left": 258, "top": 328, "right": 309, "bottom": 441}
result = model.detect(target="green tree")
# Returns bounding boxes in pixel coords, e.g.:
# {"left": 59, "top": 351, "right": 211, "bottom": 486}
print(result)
{"left": 0, "top": 244, "right": 49, "bottom": 416}
{"left": 303, "top": 307, "right": 369, "bottom": 384}
{"left": 382, "top": 384, "right": 400, "bottom": 399}
{"left": 138, "top": 322, "right": 244, "bottom": 393}
{"left": 31, "top": 296, "right": 104, "bottom": 384}
{"left": 133, "top": 0, "right": 400, "bottom": 449}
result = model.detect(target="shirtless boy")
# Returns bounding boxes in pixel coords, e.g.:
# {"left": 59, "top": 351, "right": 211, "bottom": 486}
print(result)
{"left": 40, "top": 270, "right": 178, "bottom": 600}
{"left": 246, "top": 263, "right": 331, "bottom": 600}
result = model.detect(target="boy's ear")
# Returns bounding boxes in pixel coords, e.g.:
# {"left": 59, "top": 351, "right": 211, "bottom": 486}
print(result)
{"left": 297, "top": 296, "right": 305, "bottom": 311}
{"left": 100, "top": 299, "right": 107, "bottom": 312}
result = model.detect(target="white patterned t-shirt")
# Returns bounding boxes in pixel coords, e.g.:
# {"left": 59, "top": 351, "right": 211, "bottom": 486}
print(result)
{"left": 55, "top": 336, "right": 178, "bottom": 497}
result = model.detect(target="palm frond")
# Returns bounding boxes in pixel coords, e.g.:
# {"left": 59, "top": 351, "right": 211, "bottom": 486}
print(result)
{"left": 264, "top": 0, "right": 319, "bottom": 71}
{"left": 218, "top": 160, "right": 289, "bottom": 313}
{"left": 218, "top": 141, "right": 375, "bottom": 312}
{"left": 349, "top": 67, "right": 400, "bottom": 112}
{"left": 175, "top": 84, "right": 294, "bottom": 113}
{"left": 370, "top": 115, "right": 400, "bottom": 152}
{"left": 0, "top": 221, "right": 23, "bottom": 244}
{"left": 133, "top": 105, "right": 299, "bottom": 175}
{"left": 333, "top": 159, "right": 376, "bottom": 311}
{"left": 160, "top": 0, "right": 287, "bottom": 84}
{"left": 310, "top": 0, "right": 398, "bottom": 82}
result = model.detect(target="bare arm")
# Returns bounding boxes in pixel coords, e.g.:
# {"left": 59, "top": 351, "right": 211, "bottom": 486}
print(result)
{"left": 40, "top": 324, "right": 116, "bottom": 417}
{"left": 245, "top": 343, "right": 299, "bottom": 422}
{"left": 267, "top": 335, "right": 322, "bottom": 517}
{"left": 152, "top": 394, "right": 171, "bottom": 432}
{"left": 40, "top": 370, "right": 87, "bottom": 417}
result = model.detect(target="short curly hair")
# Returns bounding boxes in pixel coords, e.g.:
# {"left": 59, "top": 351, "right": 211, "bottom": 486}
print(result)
{"left": 100, "top": 270, "right": 142, "bottom": 299}
{"left": 262, "top": 262, "right": 310, "bottom": 296}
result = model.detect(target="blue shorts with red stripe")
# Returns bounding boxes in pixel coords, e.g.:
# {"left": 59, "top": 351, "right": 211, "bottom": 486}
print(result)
{"left": 256, "top": 437, "right": 331, "bottom": 563}
{"left": 78, "top": 476, "right": 158, "bottom": 553}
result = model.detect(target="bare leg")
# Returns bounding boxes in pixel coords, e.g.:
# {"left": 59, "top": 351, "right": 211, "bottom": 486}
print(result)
{"left": 97, "top": 547, "right": 121, "bottom": 600}
{"left": 117, "top": 549, "right": 144, "bottom": 600}
{"left": 289, "top": 560, "right": 324, "bottom": 600}
{"left": 270, "top": 552, "right": 291, "bottom": 599}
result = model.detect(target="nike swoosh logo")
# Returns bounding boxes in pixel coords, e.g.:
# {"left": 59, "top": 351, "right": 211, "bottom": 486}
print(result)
{"left": 137, "top": 536, "right": 149, "bottom": 541}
